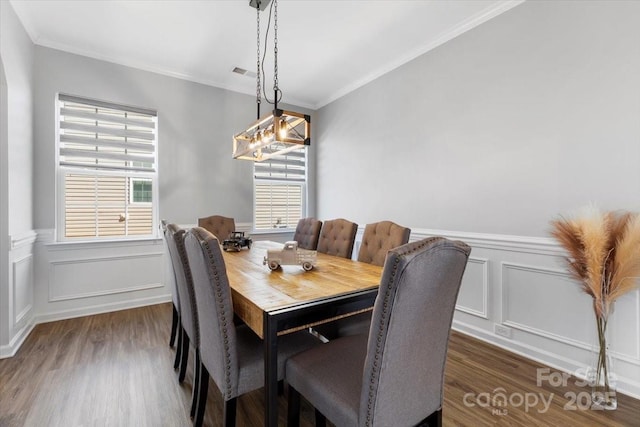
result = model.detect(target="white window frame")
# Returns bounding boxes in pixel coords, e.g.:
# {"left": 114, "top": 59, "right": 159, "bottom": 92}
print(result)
{"left": 253, "top": 149, "right": 308, "bottom": 232}
{"left": 55, "top": 94, "right": 159, "bottom": 242}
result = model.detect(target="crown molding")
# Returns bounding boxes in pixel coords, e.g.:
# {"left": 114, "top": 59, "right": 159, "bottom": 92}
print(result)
{"left": 314, "top": 0, "right": 525, "bottom": 109}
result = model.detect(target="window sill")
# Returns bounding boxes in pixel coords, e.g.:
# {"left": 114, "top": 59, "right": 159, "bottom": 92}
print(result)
{"left": 250, "top": 229, "right": 295, "bottom": 235}
{"left": 45, "top": 236, "right": 163, "bottom": 251}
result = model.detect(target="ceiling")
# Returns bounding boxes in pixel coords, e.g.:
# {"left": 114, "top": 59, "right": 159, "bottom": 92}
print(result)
{"left": 10, "top": 0, "right": 523, "bottom": 110}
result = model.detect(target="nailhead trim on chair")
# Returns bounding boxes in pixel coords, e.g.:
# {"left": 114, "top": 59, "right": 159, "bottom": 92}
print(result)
{"left": 364, "top": 237, "right": 444, "bottom": 426}
{"left": 193, "top": 227, "right": 235, "bottom": 399}
{"left": 167, "top": 224, "right": 200, "bottom": 347}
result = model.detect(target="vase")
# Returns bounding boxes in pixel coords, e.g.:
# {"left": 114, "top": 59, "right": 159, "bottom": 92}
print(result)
{"left": 590, "top": 306, "right": 617, "bottom": 410}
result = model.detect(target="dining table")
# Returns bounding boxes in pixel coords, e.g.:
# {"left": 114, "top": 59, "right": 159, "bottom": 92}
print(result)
{"left": 221, "top": 240, "right": 383, "bottom": 427}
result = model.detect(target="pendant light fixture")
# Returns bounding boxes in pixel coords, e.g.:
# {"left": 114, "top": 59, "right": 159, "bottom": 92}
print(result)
{"left": 233, "top": 0, "right": 310, "bottom": 162}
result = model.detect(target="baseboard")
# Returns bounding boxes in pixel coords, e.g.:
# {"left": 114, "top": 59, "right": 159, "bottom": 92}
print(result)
{"left": 452, "top": 320, "right": 640, "bottom": 400}
{"left": 0, "top": 320, "right": 36, "bottom": 359}
{"left": 33, "top": 294, "right": 172, "bottom": 325}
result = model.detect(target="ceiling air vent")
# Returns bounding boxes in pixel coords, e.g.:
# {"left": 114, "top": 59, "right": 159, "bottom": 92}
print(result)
{"left": 232, "top": 67, "right": 257, "bottom": 78}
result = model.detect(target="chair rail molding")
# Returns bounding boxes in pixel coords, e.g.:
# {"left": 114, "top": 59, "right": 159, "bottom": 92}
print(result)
{"left": 10, "top": 229, "right": 37, "bottom": 249}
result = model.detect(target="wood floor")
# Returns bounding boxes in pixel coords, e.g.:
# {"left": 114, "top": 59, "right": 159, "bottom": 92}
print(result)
{"left": 0, "top": 303, "right": 638, "bottom": 427}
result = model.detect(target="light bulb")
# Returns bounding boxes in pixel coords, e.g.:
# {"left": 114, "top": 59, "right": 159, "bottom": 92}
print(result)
{"left": 262, "top": 129, "right": 271, "bottom": 143}
{"left": 279, "top": 120, "right": 288, "bottom": 139}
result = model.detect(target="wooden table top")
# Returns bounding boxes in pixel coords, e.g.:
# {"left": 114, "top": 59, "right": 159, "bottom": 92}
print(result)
{"left": 222, "top": 240, "right": 383, "bottom": 338}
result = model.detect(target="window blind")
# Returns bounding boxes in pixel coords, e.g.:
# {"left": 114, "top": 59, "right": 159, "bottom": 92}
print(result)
{"left": 57, "top": 94, "right": 157, "bottom": 240}
{"left": 58, "top": 94, "right": 156, "bottom": 173}
{"left": 254, "top": 148, "right": 306, "bottom": 230}
{"left": 254, "top": 149, "right": 306, "bottom": 182}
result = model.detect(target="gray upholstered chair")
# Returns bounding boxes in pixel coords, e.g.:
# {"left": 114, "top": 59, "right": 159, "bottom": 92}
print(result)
{"left": 161, "top": 219, "right": 180, "bottom": 348}
{"left": 293, "top": 217, "right": 323, "bottom": 250}
{"left": 184, "top": 227, "right": 320, "bottom": 427}
{"left": 316, "top": 218, "right": 358, "bottom": 259}
{"left": 286, "top": 237, "right": 471, "bottom": 427}
{"left": 164, "top": 223, "right": 201, "bottom": 418}
{"left": 198, "top": 215, "right": 235, "bottom": 241}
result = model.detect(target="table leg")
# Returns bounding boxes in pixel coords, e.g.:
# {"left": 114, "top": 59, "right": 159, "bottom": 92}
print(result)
{"left": 264, "top": 312, "right": 278, "bottom": 427}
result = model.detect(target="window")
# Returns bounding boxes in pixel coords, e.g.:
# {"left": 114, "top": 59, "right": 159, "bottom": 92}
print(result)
{"left": 57, "top": 94, "right": 157, "bottom": 240}
{"left": 131, "top": 179, "right": 152, "bottom": 203}
{"left": 254, "top": 149, "right": 306, "bottom": 230}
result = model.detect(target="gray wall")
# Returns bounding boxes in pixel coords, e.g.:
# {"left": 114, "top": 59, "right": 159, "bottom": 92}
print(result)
{"left": 1, "top": 1, "right": 34, "bottom": 235}
{"left": 0, "top": 1, "right": 35, "bottom": 357}
{"left": 0, "top": 0, "right": 35, "bottom": 351}
{"left": 0, "top": 29, "right": 8, "bottom": 349}
{"left": 34, "top": 46, "right": 315, "bottom": 229}
{"left": 316, "top": 0, "right": 640, "bottom": 237}
{"left": 34, "top": 47, "right": 256, "bottom": 228}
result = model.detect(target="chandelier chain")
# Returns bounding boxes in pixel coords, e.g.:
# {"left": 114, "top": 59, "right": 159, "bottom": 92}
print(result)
{"left": 256, "top": 5, "right": 261, "bottom": 108}
{"left": 273, "top": 0, "right": 278, "bottom": 93}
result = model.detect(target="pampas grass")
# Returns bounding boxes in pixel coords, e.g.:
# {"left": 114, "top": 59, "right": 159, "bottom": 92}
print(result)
{"left": 550, "top": 207, "right": 640, "bottom": 409}
{"left": 551, "top": 208, "right": 640, "bottom": 319}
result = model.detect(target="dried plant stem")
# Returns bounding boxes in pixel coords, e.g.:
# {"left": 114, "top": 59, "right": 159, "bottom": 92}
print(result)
{"left": 595, "top": 313, "right": 611, "bottom": 399}
{"left": 593, "top": 298, "right": 616, "bottom": 409}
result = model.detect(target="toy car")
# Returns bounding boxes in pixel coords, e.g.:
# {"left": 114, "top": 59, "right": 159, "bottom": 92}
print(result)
{"left": 222, "top": 231, "right": 252, "bottom": 251}
{"left": 263, "top": 241, "right": 317, "bottom": 271}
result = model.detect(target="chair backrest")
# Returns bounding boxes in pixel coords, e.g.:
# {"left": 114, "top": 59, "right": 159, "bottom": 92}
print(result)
{"left": 357, "top": 221, "right": 411, "bottom": 266}
{"left": 358, "top": 237, "right": 470, "bottom": 426}
{"left": 184, "top": 227, "right": 239, "bottom": 400}
{"left": 316, "top": 218, "right": 358, "bottom": 259}
{"left": 293, "top": 218, "right": 323, "bottom": 250}
{"left": 164, "top": 224, "right": 199, "bottom": 347}
{"left": 198, "top": 215, "right": 236, "bottom": 241}
{"left": 161, "top": 219, "right": 179, "bottom": 308}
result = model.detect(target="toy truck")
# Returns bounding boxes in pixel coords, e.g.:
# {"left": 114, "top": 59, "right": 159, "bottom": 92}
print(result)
{"left": 263, "top": 241, "right": 317, "bottom": 271}
{"left": 222, "top": 231, "right": 252, "bottom": 251}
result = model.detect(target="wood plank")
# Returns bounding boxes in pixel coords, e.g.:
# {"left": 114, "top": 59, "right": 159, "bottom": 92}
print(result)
{"left": 222, "top": 241, "right": 382, "bottom": 338}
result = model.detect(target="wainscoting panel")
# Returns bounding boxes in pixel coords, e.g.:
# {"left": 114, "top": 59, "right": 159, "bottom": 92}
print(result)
{"left": 501, "top": 262, "right": 594, "bottom": 350}
{"left": 12, "top": 253, "right": 33, "bottom": 324}
{"left": 456, "top": 256, "right": 488, "bottom": 319}
{"left": 49, "top": 253, "right": 164, "bottom": 302}
{"left": 1, "top": 230, "right": 37, "bottom": 358}
{"left": 609, "top": 290, "right": 640, "bottom": 362}
{"left": 384, "top": 228, "right": 640, "bottom": 399}
{"left": 32, "top": 232, "right": 171, "bottom": 328}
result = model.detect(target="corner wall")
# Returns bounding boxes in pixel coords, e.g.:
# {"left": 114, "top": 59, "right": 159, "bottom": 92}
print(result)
{"left": 0, "top": 49, "right": 9, "bottom": 356}
{"left": 317, "top": 1, "right": 640, "bottom": 398}
{"left": 0, "top": 1, "right": 36, "bottom": 357}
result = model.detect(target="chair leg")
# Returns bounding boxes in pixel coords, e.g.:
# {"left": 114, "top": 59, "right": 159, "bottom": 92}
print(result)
{"left": 424, "top": 409, "right": 442, "bottom": 427}
{"left": 169, "top": 304, "right": 179, "bottom": 347}
{"left": 190, "top": 349, "right": 202, "bottom": 418}
{"left": 194, "top": 366, "right": 209, "bottom": 427}
{"left": 174, "top": 326, "right": 184, "bottom": 370}
{"left": 314, "top": 409, "right": 326, "bottom": 427}
{"left": 178, "top": 334, "right": 190, "bottom": 383}
{"left": 223, "top": 398, "right": 237, "bottom": 427}
{"left": 287, "top": 386, "right": 301, "bottom": 427}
